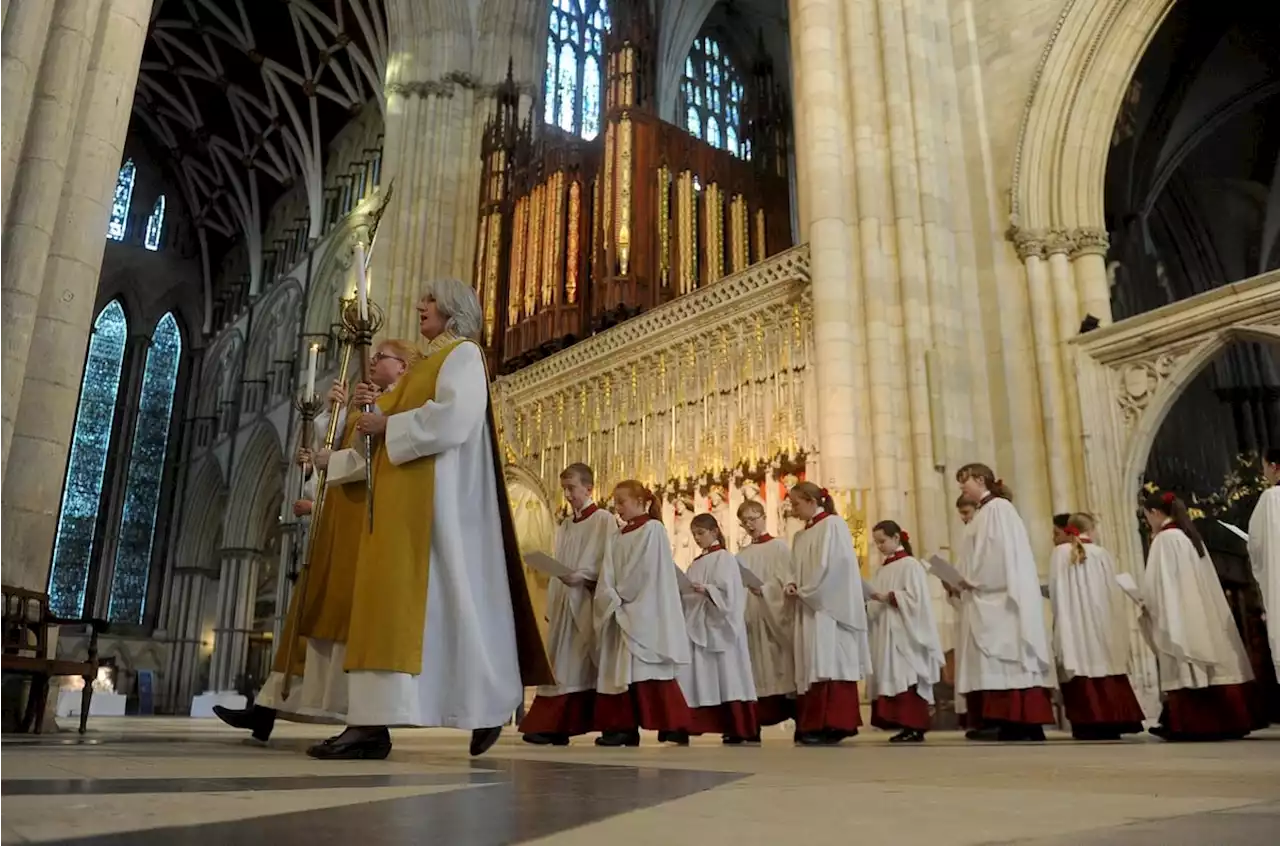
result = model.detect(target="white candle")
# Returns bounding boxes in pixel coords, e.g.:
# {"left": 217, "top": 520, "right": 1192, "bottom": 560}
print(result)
{"left": 304, "top": 344, "right": 318, "bottom": 399}
{"left": 354, "top": 242, "right": 369, "bottom": 320}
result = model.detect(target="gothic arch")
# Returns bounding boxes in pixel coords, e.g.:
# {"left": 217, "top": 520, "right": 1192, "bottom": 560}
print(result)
{"left": 244, "top": 280, "right": 302, "bottom": 383}
{"left": 197, "top": 329, "right": 243, "bottom": 420}
{"left": 176, "top": 457, "right": 227, "bottom": 569}
{"left": 222, "top": 423, "right": 284, "bottom": 549}
{"left": 1011, "top": 0, "right": 1178, "bottom": 232}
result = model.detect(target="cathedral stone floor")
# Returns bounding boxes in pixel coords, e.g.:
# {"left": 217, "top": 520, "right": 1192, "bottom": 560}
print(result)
{"left": 2, "top": 718, "right": 1278, "bottom": 845}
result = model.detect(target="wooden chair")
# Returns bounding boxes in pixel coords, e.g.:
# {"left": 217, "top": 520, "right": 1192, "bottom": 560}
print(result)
{"left": 1, "top": 586, "right": 108, "bottom": 734}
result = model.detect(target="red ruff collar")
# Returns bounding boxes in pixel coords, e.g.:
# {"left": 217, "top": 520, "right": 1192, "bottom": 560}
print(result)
{"left": 805, "top": 511, "right": 833, "bottom": 530}
{"left": 621, "top": 515, "right": 652, "bottom": 534}
{"left": 573, "top": 503, "right": 599, "bottom": 523}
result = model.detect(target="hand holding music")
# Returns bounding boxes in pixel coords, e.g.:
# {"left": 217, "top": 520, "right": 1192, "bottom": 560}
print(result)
{"left": 560, "top": 571, "right": 586, "bottom": 587}
{"left": 783, "top": 583, "right": 799, "bottom": 597}
{"left": 749, "top": 586, "right": 764, "bottom": 597}
{"left": 692, "top": 583, "right": 708, "bottom": 595}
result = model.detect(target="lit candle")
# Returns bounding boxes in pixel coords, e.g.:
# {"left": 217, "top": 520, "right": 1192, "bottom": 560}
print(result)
{"left": 304, "top": 343, "right": 318, "bottom": 399}
{"left": 354, "top": 242, "right": 369, "bottom": 320}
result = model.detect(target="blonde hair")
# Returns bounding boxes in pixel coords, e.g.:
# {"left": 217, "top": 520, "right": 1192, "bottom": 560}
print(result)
{"left": 736, "top": 499, "right": 766, "bottom": 522}
{"left": 378, "top": 338, "right": 422, "bottom": 366}
{"left": 1066, "top": 512, "right": 1096, "bottom": 565}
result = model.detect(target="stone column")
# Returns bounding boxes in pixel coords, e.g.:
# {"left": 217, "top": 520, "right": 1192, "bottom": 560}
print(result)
{"left": 789, "top": 0, "right": 862, "bottom": 492}
{"left": 1071, "top": 227, "right": 1113, "bottom": 326}
{"left": 1, "top": 0, "right": 56, "bottom": 216}
{"left": 208, "top": 551, "right": 258, "bottom": 692}
{"left": 1046, "top": 231, "right": 1086, "bottom": 503}
{"left": 1, "top": 0, "right": 103, "bottom": 477}
{"left": 2, "top": 0, "right": 150, "bottom": 591}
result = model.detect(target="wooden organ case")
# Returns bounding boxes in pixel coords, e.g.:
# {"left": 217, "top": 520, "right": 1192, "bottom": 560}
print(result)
{"left": 473, "top": 4, "right": 793, "bottom": 373}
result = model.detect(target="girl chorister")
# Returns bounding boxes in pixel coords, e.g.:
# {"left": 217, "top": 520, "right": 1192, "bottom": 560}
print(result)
{"left": 953, "top": 463, "right": 1056, "bottom": 742}
{"left": 785, "top": 482, "right": 871, "bottom": 746}
{"left": 672, "top": 514, "right": 760, "bottom": 745}
{"left": 592, "top": 480, "right": 693, "bottom": 747}
{"left": 866, "top": 521, "right": 945, "bottom": 743}
{"left": 736, "top": 500, "right": 797, "bottom": 733}
{"left": 1047, "top": 512, "right": 1145, "bottom": 740}
{"left": 520, "top": 463, "right": 616, "bottom": 746}
{"left": 1140, "top": 490, "right": 1258, "bottom": 741}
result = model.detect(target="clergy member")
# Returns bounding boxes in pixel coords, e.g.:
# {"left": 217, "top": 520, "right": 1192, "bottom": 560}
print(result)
{"left": 736, "top": 499, "right": 796, "bottom": 734}
{"left": 1047, "top": 513, "right": 1145, "bottom": 739}
{"left": 1247, "top": 448, "right": 1280, "bottom": 679}
{"left": 785, "top": 482, "right": 870, "bottom": 746}
{"left": 866, "top": 521, "right": 945, "bottom": 743}
{"left": 520, "top": 463, "right": 616, "bottom": 745}
{"left": 1141, "top": 490, "right": 1257, "bottom": 740}
{"left": 307, "top": 279, "right": 552, "bottom": 760}
{"left": 673, "top": 514, "right": 759, "bottom": 745}
{"left": 215, "top": 339, "right": 418, "bottom": 742}
{"left": 954, "top": 463, "right": 1055, "bottom": 741}
{"left": 593, "top": 480, "right": 693, "bottom": 747}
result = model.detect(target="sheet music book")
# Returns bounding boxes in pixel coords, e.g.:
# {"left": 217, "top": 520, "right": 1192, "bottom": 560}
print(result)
{"left": 738, "top": 564, "right": 765, "bottom": 590}
{"left": 524, "top": 551, "right": 574, "bottom": 580}
{"left": 1114, "top": 572, "right": 1142, "bottom": 605}
{"left": 1217, "top": 520, "right": 1249, "bottom": 543}
{"left": 1039, "top": 584, "right": 1051, "bottom": 599}
{"left": 674, "top": 566, "right": 696, "bottom": 594}
{"left": 927, "top": 555, "right": 965, "bottom": 588}
{"left": 861, "top": 577, "right": 879, "bottom": 601}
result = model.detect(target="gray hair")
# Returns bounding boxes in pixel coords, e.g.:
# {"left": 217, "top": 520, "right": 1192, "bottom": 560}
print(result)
{"left": 422, "top": 277, "right": 482, "bottom": 340}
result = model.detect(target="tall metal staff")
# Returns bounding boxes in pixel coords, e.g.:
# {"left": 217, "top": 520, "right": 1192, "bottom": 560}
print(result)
{"left": 280, "top": 320, "right": 355, "bottom": 699}
{"left": 349, "top": 242, "right": 383, "bottom": 531}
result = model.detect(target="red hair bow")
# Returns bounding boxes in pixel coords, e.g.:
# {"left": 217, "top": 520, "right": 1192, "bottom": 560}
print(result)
{"left": 1064, "top": 525, "right": 1081, "bottom": 537}
{"left": 995, "top": 478, "right": 1004, "bottom": 486}
{"left": 900, "top": 530, "right": 910, "bottom": 541}
{"left": 820, "top": 487, "right": 830, "bottom": 498}
{"left": 1161, "top": 491, "right": 1176, "bottom": 506}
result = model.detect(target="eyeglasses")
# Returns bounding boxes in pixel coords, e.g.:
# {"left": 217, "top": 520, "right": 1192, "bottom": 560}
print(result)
{"left": 371, "top": 352, "right": 404, "bottom": 364}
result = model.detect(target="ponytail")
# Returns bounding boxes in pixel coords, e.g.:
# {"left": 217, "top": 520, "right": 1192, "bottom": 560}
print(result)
{"left": 1142, "top": 489, "right": 1205, "bottom": 558}
{"left": 1065, "top": 512, "right": 1096, "bottom": 565}
{"left": 615, "top": 479, "right": 663, "bottom": 523}
{"left": 792, "top": 481, "right": 834, "bottom": 514}
{"left": 690, "top": 512, "right": 726, "bottom": 547}
{"left": 956, "top": 462, "right": 1012, "bottom": 501}
{"left": 872, "top": 519, "right": 913, "bottom": 556}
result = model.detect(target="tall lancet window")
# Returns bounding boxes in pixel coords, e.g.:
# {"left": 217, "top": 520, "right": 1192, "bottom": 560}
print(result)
{"left": 108, "top": 312, "right": 182, "bottom": 624}
{"left": 680, "top": 35, "right": 749, "bottom": 159}
{"left": 107, "top": 159, "right": 136, "bottom": 241}
{"left": 144, "top": 195, "right": 165, "bottom": 251}
{"left": 543, "top": 0, "right": 610, "bottom": 140}
{"left": 49, "top": 300, "right": 129, "bottom": 618}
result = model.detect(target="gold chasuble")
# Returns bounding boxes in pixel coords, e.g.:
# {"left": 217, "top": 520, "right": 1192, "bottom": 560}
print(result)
{"left": 270, "top": 390, "right": 398, "bottom": 675}
{"left": 343, "top": 338, "right": 553, "bottom": 686}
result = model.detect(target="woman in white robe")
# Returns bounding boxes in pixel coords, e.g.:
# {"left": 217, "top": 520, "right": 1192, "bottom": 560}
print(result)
{"left": 592, "top": 480, "right": 693, "bottom": 747}
{"left": 672, "top": 514, "right": 759, "bottom": 744}
{"left": 1247, "top": 449, "right": 1280, "bottom": 679}
{"left": 736, "top": 499, "right": 796, "bottom": 730}
{"left": 1140, "top": 490, "right": 1258, "bottom": 741}
{"left": 784, "top": 482, "right": 871, "bottom": 746}
{"left": 521, "top": 463, "right": 616, "bottom": 745}
{"left": 953, "top": 463, "right": 1055, "bottom": 742}
{"left": 866, "top": 521, "right": 944, "bottom": 743}
{"left": 1047, "top": 513, "right": 1145, "bottom": 739}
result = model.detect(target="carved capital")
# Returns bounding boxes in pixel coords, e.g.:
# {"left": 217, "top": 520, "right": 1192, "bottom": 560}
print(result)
{"left": 1044, "top": 228, "right": 1076, "bottom": 256}
{"left": 1070, "top": 226, "right": 1109, "bottom": 258}
{"left": 1008, "top": 226, "right": 1047, "bottom": 261}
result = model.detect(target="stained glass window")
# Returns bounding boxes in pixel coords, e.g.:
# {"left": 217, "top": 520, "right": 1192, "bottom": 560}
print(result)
{"left": 49, "top": 301, "right": 128, "bottom": 618}
{"left": 107, "top": 313, "right": 182, "bottom": 624}
{"left": 144, "top": 195, "right": 165, "bottom": 251}
{"left": 680, "top": 36, "right": 749, "bottom": 160}
{"left": 107, "top": 160, "right": 135, "bottom": 241}
{"left": 544, "top": 0, "right": 610, "bottom": 140}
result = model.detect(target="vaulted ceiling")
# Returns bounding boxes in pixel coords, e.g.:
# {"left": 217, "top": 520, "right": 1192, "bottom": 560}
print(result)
{"left": 133, "top": 0, "right": 388, "bottom": 257}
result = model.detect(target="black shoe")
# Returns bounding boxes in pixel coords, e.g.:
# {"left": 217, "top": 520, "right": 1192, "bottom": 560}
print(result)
{"left": 965, "top": 726, "right": 1001, "bottom": 742}
{"left": 890, "top": 729, "right": 925, "bottom": 743}
{"left": 795, "top": 731, "right": 828, "bottom": 746}
{"left": 522, "top": 732, "right": 570, "bottom": 746}
{"left": 470, "top": 726, "right": 503, "bottom": 757}
{"left": 662, "top": 730, "right": 690, "bottom": 746}
{"left": 722, "top": 735, "right": 744, "bottom": 745}
{"left": 1147, "top": 725, "right": 1171, "bottom": 741}
{"left": 306, "top": 727, "right": 391, "bottom": 760}
{"left": 213, "top": 704, "right": 276, "bottom": 743}
{"left": 594, "top": 730, "right": 641, "bottom": 747}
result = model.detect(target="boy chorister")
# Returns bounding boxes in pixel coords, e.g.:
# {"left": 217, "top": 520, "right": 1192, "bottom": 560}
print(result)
{"left": 736, "top": 499, "right": 796, "bottom": 732}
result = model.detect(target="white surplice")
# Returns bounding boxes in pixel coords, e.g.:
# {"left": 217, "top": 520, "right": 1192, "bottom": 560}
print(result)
{"left": 867, "top": 554, "right": 945, "bottom": 703}
{"left": 1247, "top": 485, "right": 1280, "bottom": 676}
{"left": 1047, "top": 541, "right": 1130, "bottom": 681}
{"left": 737, "top": 537, "right": 797, "bottom": 698}
{"left": 790, "top": 512, "right": 871, "bottom": 694}
{"left": 1141, "top": 525, "right": 1253, "bottom": 693}
{"left": 342, "top": 341, "right": 523, "bottom": 729}
{"left": 676, "top": 548, "right": 758, "bottom": 707}
{"left": 954, "top": 496, "right": 1053, "bottom": 695}
{"left": 537, "top": 505, "right": 616, "bottom": 696}
{"left": 595, "top": 518, "right": 692, "bottom": 695}
{"left": 256, "top": 420, "right": 349, "bottom": 722}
